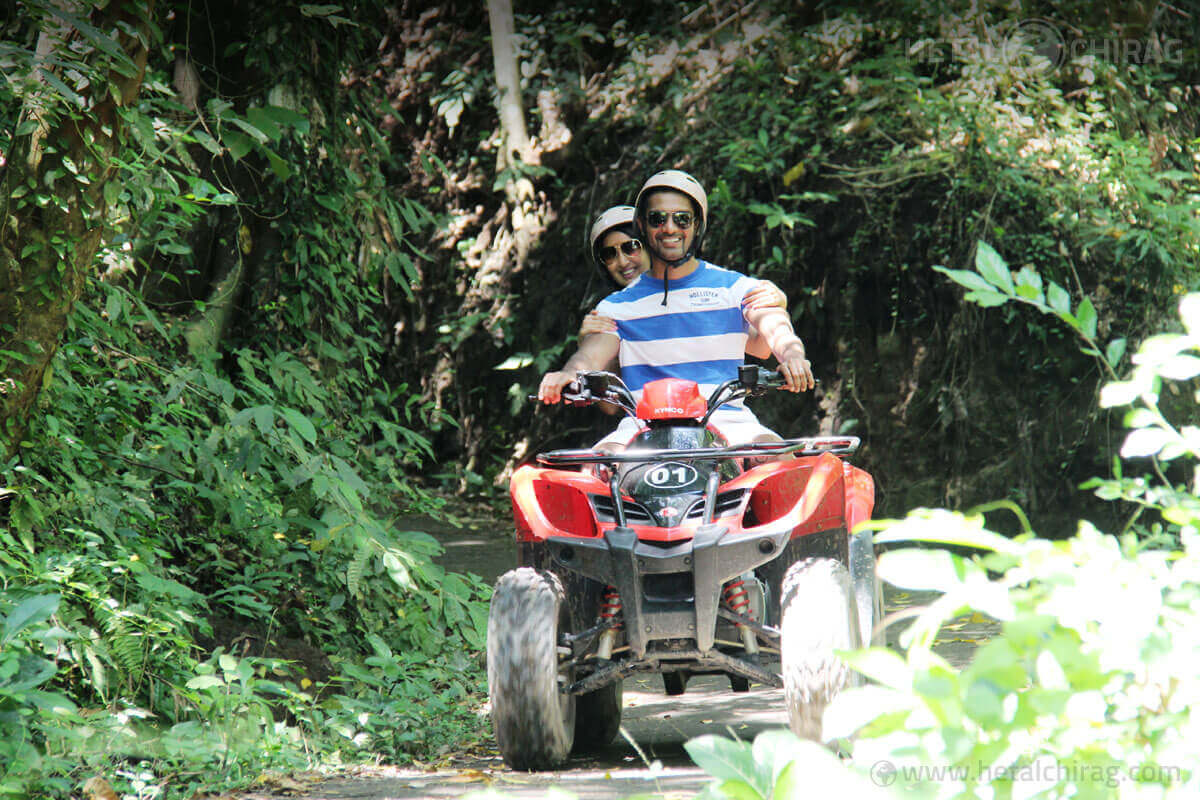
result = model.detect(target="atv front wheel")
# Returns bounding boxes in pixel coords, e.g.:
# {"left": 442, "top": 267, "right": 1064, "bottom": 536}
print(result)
{"left": 487, "top": 568, "right": 576, "bottom": 769}
{"left": 780, "top": 557, "right": 859, "bottom": 741}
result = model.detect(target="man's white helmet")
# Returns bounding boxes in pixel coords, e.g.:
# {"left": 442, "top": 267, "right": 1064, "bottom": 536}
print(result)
{"left": 634, "top": 170, "right": 708, "bottom": 230}
{"left": 634, "top": 170, "right": 708, "bottom": 267}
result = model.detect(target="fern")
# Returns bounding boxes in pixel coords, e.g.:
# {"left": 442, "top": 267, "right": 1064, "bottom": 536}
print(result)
{"left": 102, "top": 611, "right": 146, "bottom": 683}
{"left": 346, "top": 543, "right": 371, "bottom": 600}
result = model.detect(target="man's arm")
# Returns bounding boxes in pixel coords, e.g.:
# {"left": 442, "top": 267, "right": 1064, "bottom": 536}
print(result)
{"left": 744, "top": 326, "right": 771, "bottom": 359}
{"left": 743, "top": 305, "right": 814, "bottom": 392}
{"left": 742, "top": 280, "right": 787, "bottom": 359}
{"left": 537, "top": 332, "right": 621, "bottom": 404}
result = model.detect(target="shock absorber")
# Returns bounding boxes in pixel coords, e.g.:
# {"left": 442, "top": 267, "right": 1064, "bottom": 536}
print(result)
{"left": 596, "top": 586, "right": 622, "bottom": 660}
{"left": 722, "top": 578, "right": 760, "bottom": 655}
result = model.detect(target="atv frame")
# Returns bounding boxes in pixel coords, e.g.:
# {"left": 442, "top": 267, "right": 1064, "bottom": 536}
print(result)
{"left": 488, "top": 367, "right": 879, "bottom": 769}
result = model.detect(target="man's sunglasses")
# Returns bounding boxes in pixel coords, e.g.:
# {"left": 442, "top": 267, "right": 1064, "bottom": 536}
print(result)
{"left": 598, "top": 239, "right": 643, "bottom": 263}
{"left": 645, "top": 210, "right": 694, "bottom": 229}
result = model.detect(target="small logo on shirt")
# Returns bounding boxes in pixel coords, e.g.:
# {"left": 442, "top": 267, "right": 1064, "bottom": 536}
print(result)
{"left": 688, "top": 289, "right": 721, "bottom": 307}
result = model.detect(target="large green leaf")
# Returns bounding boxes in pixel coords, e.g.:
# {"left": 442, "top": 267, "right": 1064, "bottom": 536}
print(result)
{"left": 1046, "top": 281, "right": 1071, "bottom": 314}
{"left": 872, "top": 510, "right": 1023, "bottom": 554}
{"left": 2, "top": 595, "right": 60, "bottom": 645}
{"left": 684, "top": 736, "right": 766, "bottom": 795}
{"left": 1, "top": 654, "right": 57, "bottom": 693}
{"left": 876, "top": 548, "right": 982, "bottom": 593}
{"left": 281, "top": 407, "right": 317, "bottom": 445}
{"left": 932, "top": 266, "right": 995, "bottom": 294}
{"left": 1075, "top": 296, "right": 1098, "bottom": 339}
{"left": 1105, "top": 338, "right": 1126, "bottom": 368}
{"left": 964, "top": 290, "right": 1009, "bottom": 307}
{"left": 974, "top": 241, "right": 1014, "bottom": 293}
{"left": 840, "top": 647, "right": 913, "bottom": 689}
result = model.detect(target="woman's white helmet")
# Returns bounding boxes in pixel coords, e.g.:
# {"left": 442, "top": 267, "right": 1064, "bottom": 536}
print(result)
{"left": 589, "top": 205, "right": 637, "bottom": 257}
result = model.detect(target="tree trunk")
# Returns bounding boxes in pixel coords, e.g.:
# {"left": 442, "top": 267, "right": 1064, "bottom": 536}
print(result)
{"left": 420, "top": 0, "right": 558, "bottom": 492}
{"left": 0, "top": 2, "right": 155, "bottom": 454}
{"left": 487, "top": 0, "right": 533, "bottom": 181}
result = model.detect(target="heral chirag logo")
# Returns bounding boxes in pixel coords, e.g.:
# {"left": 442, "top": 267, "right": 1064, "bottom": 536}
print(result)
{"left": 1002, "top": 18, "right": 1067, "bottom": 71}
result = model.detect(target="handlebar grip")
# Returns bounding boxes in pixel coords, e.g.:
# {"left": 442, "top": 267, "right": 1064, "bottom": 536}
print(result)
{"left": 529, "top": 382, "right": 589, "bottom": 405}
{"left": 528, "top": 394, "right": 590, "bottom": 402}
{"left": 758, "top": 369, "right": 787, "bottom": 387}
{"left": 761, "top": 373, "right": 821, "bottom": 387}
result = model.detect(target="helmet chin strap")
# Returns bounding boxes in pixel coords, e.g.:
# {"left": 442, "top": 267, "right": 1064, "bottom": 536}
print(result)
{"left": 647, "top": 240, "right": 697, "bottom": 306}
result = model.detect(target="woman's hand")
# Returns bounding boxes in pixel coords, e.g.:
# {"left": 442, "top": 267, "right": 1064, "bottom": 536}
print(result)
{"left": 742, "top": 280, "right": 788, "bottom": 310}
{"left": 579, "top": 311, "right": 617, "bottom": 337}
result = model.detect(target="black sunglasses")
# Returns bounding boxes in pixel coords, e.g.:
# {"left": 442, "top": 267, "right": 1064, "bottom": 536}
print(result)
{"left": 645, "top": 210, "right": 694, "bottom": 229}
{"left": 598, "top": 239, "right": 643, "bottom": 263}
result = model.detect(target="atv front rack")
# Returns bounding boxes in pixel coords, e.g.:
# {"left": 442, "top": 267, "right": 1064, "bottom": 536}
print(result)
{"left": 536, "top": 436, "right": 860, "bottom": 466}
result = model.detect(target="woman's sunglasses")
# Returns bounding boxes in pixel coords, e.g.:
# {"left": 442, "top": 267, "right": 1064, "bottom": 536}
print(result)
{"left": 645, "top": 210, "right": 694, "bottom": 229}
{"left": 598, "top": 239, "right": 643, "bottom": 263}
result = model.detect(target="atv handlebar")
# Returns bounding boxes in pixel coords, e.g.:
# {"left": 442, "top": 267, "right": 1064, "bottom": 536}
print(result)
{"left": 527, "top": 370, "right": 639, "bottom": 411}
{"left": 536, "top": 436, "right": 860, "bottom": 466}
{"left": 530, "top": 366, "right": 805, "bottom": 417}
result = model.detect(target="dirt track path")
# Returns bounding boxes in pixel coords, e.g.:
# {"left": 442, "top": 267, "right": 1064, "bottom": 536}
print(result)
{"left": 242, "top": 517, "right": 998, "bottom": 800}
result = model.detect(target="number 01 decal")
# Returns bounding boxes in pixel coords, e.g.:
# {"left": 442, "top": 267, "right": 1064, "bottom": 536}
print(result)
{"left": 644, "top": 462, "right": 699, "bottom": 488}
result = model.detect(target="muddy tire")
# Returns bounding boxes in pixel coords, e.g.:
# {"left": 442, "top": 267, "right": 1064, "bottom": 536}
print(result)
{"left": 573, "top": 681, "right": 623, "bottom": 751}
{"left": 487, "top": 568, "right": 575, "bottom": 769}
{"left": 780, "top": 557, "right": 859, "bottom": 741}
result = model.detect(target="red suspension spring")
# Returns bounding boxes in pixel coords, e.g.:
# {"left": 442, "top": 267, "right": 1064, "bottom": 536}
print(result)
{"left": 599, "top": 586, "right": 623, "bottom": 628}
{"left": 722, "top": 579, "right": 754, "bottom": 620}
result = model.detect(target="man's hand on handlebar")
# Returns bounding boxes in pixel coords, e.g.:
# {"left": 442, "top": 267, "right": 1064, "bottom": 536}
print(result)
{"left": 777, "top": 348, "right": 815, "bottom": 393}
{"left": 537, "top": 371, "right": 577, "bottom": 404}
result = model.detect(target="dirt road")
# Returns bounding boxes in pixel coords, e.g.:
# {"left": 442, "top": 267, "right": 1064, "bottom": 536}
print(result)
{"left": 246, "top": 597, "right": 994, "bottom": 800}
{"left": 241, "top": 517, "right": 997, "bottom": 800}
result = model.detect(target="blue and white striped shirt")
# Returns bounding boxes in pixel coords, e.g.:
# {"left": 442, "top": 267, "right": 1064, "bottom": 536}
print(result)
{"left": 595, "top": 261, "right": 758, "bottom": 404}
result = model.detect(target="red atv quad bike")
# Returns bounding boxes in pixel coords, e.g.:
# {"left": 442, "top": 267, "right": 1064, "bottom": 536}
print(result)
{"left": 487, "top": 366, "right": 880, "bottom": 770}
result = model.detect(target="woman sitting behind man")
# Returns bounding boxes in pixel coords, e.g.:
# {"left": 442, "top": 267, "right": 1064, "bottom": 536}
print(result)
{"left": 581, "top": 205, "right": 788, "bottom": 359}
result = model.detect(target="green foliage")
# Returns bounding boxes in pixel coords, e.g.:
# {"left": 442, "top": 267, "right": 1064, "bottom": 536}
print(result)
{"left": 0, "top": 289, "right": 491, "bottom": 794}
{"left": 313, "top": 635, "right": 487, "bottom": 759}
{"left": 936, "top": 241, "right": 1128, "bottom": 375}
{"left": 0, "top": 593, "right": 76, "bottom": 798}
{"left": 686, "top": 730, "right": 888, "bottom": 799}
{"left": 0, "top": 2, "right": 492, "bottom": 797}
{"left": 825, "top": 511, "right": 1198, "bottom": 796}
{"left": 937, "top": 241, "right": 1198, "bottom": 534}
{"left": 683, "top": 294, "right": 1200, "bottom": 798}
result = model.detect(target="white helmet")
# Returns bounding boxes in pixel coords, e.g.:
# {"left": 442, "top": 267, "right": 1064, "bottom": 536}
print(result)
{"left": 634, "top": 170, "right": 708, "bottom": 266}
{"left": 634, "top": 170, "right": 708, "bottom": 230}
{"left": 589, "top": 205, "right": 637, "bottom": 255}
